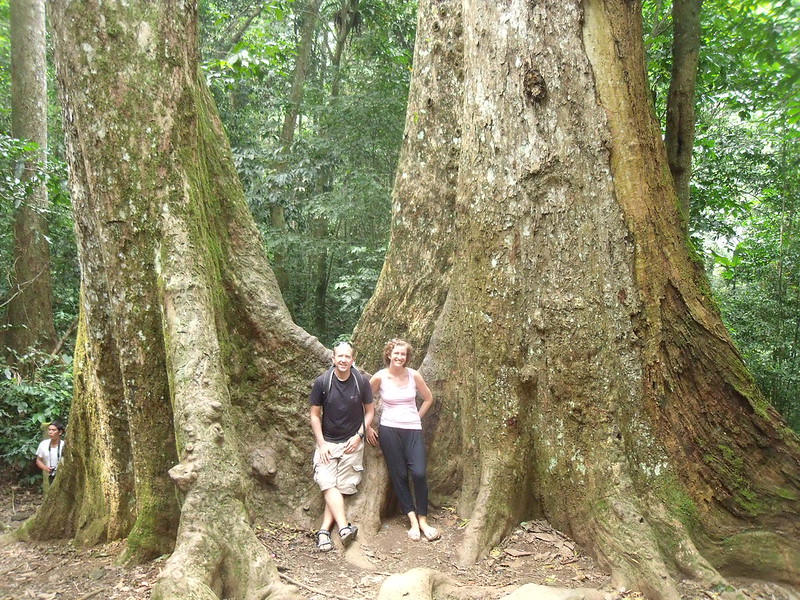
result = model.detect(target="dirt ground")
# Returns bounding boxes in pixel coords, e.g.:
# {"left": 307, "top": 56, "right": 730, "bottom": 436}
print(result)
{"left": 0, "top": 478, "right": 797, "bottom": 600}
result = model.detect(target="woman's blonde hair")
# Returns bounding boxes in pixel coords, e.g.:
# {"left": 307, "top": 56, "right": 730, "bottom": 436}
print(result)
{"left": 383, "top": 338, "right": 413, "bottom": 367}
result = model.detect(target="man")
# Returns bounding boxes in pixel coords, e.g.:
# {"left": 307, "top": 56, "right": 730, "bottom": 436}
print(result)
{"left": 309, "top": 342, "right": 374, "bottom": 552}
{"left": 35, "top": 420, "right": 65, "bottom": 487}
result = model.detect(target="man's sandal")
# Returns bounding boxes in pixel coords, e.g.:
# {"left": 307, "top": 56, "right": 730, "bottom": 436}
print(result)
{"left": 339, "top": 524, "right": 358, "bottom": 548}
{"left": 315, "top": 529, "right": 333, "bottom": 552}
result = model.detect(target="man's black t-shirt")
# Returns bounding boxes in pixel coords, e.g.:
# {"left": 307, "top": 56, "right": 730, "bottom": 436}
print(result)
{"left": 310, "top": 370, "right": 373, "bottom": 443}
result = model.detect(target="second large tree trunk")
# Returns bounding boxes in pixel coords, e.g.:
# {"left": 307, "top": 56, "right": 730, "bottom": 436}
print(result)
{"left": 5, "top": 0, "right": 57, "bottom": 359}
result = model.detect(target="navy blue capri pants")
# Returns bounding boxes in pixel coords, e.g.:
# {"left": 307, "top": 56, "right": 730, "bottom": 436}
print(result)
{"left": 379, "top": 424, "right": 429, "bottom": 517}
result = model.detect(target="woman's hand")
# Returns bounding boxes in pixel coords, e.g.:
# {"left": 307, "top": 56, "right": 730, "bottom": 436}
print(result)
{"left": 366, "top": 426, "right": 379, "bottom": 446}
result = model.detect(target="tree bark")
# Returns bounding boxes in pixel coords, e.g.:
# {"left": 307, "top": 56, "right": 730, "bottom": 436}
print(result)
{"left": 17, "top": 2, "right": 328, "bottom": 597}
{"left": 665, "top": 0, "right": 703, "bottom": 228}
{"left": 358, "top": 0, "right": 800, "bottom": 598}
{"left": 4, "top": 0, "right": 57, "bottom": 359}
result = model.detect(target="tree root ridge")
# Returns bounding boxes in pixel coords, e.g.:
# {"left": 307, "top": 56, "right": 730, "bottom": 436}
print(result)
{"left": 644, "top": 496, "right": 726, "bottom": 586}
{"left": 377, "top": 568, "right": 613, "bottom": 600}
{"left": 377, "top": 568, "right": 462, "bottom": 600}
{"left": 588, "top": 489, "right": 741, "bottom": 600}
{"left": 457, "top": 468, "right": 527, "bottom": 566}
{"left": 151, "top": 496, "right": 302, "bottom": 600}
{"left": 709, "top": 529, "right": 800, "bottom": 585}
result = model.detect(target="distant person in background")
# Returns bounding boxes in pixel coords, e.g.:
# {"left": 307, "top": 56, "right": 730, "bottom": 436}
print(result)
{"left": 369, "top": 339, "right": 440, "bottom": 542}
{"left": 35, "top": 420, "right": 65, "bottom": 486}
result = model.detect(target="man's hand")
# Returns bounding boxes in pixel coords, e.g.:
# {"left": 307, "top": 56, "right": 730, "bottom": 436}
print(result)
{"left": 316, "top": 441, "right": 333, "bottom": 464}
{"left": 343, "top": 434, "right": 362, "bottom": 454}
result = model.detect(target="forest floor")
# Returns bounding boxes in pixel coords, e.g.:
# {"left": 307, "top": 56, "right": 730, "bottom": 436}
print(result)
{"left": 0, "top": 476, "right": 797, "bottom": 600}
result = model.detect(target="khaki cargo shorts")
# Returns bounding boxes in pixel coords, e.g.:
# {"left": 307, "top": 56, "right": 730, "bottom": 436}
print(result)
{"left": 313, "top": 441, "right": 365, "bottom": 495}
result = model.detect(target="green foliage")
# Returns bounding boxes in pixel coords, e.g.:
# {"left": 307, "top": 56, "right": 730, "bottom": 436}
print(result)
{"left": 333, "top": 246, "right": 385, "bottom": 315}
{"left": 0, "top": 350, "right": 72, "bottom": 479}
{"left": 44, "top": 159, "right": 80, "bottom": 334}
{"left": 200, "top": 1, "right": 294, "bottom": 147}
{"left": 0, "top": 135, "right": 79, "bottom": 337}
{"left": 644, "top": 0, "right": 800, "bottom": 127}
{"left": 695, "top": 119, "right": 800, "bottom": 431}
{"left": 0, "top": 0, "right": 77, "bottom": 337}
{"left": 202, "top": 0, "right": 415, "bottom": 345}
{"left": 0, "top": 133, "right": 44, "bottom": 202}
{"left": 700, "top": 0, "right": 800, "bottom": 126}
{"left": 0, "top": 5, "right": 77, "bottom": 483}
{"left": 0, "top": 0, "right": 10, "bottom": 132}
{"left": 644, "top": 0, "right": 800, "bottom": 431}
{"left": 710, "top": 245, "right": 743, "bottom": 282}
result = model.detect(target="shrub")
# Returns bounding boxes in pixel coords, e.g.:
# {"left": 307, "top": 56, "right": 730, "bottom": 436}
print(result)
{"left": 0, "top": 349, "right": 72, "bottom": 482}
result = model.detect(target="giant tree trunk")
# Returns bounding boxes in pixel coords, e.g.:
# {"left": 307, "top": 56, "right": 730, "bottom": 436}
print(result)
{"left": 4, "top": 0, "right": 57, "bottom": 358}
{"left": 16, "top": 2, "right": 329, "bottom": 598}
{"left": 357, "top": 0, "right": 800, "bottom": 598}
{"left": 665, "top": 0, "right": 703, "bottom": 226}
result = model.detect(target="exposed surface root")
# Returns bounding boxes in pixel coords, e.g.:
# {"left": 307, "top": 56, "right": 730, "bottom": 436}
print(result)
{"left": 377, "top": 567, "right": 614, "bottom": 600}
{"left": 502, "top": 584, "right": 611, "bottom": 600}
{"left": 151, "top": 499, "right": 302, "bottom": 600}
{"left": 3, "top": 489, "right": 798, "bottom": 600}
{"left": 376, "top": 567, "right": 466, "bottom": 600}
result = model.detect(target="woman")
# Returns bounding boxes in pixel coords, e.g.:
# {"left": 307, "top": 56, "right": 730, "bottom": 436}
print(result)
{"left": 369, "top": 339, "right": 440, "bottom": 541}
